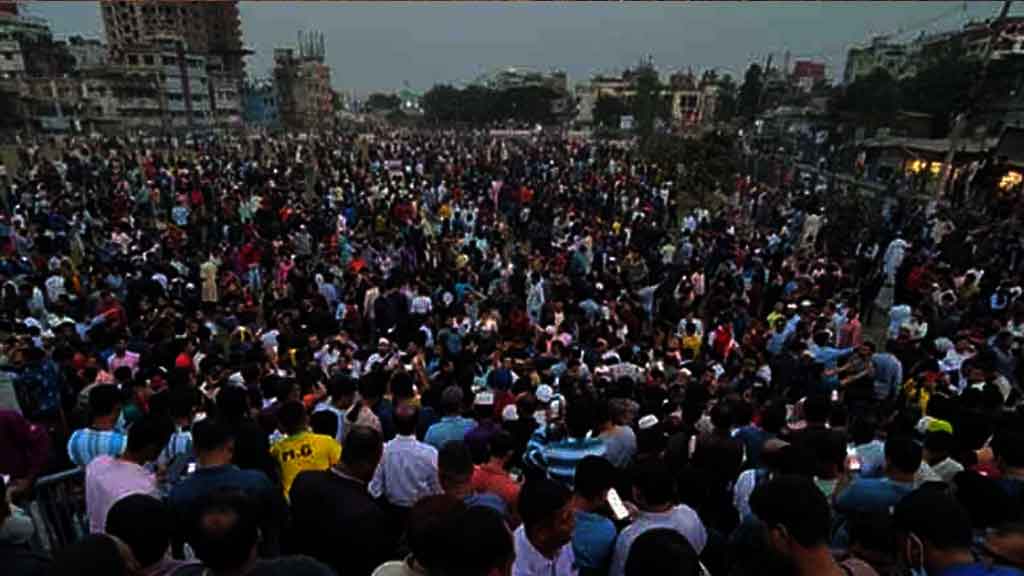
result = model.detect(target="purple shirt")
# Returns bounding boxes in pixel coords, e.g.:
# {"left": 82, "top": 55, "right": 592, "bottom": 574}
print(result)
{"left": 85, "top": 455, "right": 157, "bottom": 533}
{"left": 0, "top": 409, "right": 50, "bottom": 479}
{"left": 464, "top": 419, "right": 500, "bottom": 462}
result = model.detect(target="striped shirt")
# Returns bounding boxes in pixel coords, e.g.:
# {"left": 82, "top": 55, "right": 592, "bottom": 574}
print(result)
{"left": 527, "top": 429, "right": 607, "bottom": 488}
{"left": 67, "top": 427, "right": 127, "bottom": 468}
{"left": 158, "top": 428, "right": 193, "bottom": 467}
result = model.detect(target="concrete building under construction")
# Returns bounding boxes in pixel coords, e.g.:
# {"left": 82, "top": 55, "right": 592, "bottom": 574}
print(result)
{"left": 273, "top": 31, "right": 332, "bottom": 131}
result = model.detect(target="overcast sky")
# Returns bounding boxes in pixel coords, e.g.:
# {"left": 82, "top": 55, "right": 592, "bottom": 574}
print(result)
{"left": 24, "top": 1, "right": 1014, "bottom": 94}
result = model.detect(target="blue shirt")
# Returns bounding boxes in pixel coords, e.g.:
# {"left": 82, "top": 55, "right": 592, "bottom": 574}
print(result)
{"left": 813, "top": 345, "right": 854, "bottom": 388}
{"left": 835, "top": 477, "right": 914, "bottom": 515}
{"left": 527, "top": 432, "right": 607, "bottom": 488}
{"left": 573, "top": 510, "right": 617, "bottom": 571}
{"left": 67, "top": 428, "right": 127, "bottom": 467}
{"left": 168, "top": 464, "right": 277, "bottom": 513}
{"left": 424, "top": 416, "right": 476, "bottom": 450}
{"left": 939, "top": 564, "right": 1024, "bottom": 576}
{"left": 465, "top": 491, "right": 509, "bottom": 518}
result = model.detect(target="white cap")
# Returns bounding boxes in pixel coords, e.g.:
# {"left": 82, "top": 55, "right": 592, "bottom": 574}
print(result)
{"left": 501, "top": 404, "right": 519, "bottom": 422}
{"left": 535, "top": 384, "right": 554, "bottom": 404}
{"left": 638, "top": 414, "right": 659, "bottom": 430}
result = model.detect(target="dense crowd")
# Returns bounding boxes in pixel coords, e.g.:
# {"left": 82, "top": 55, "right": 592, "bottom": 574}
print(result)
{"left": 1, "top": 128, "right": 1024, "bottom": 576}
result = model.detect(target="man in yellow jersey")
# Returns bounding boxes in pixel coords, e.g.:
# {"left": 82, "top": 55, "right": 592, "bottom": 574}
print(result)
{"left": 270, "top": 400, "right": 341, "bottom": 498}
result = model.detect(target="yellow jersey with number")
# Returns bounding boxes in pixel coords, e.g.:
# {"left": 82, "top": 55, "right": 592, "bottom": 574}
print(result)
{"left": 270, "top": 431, "right": 341, "bottom": 498}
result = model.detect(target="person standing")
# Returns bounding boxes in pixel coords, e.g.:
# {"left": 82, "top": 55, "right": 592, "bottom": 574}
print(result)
{"left": 512, "top": 477, "right": 577, "bottom": 576}
{"left": 290, "top": 426, "right": 397, "bottom": 576}
{"left": 67, "top": 385, "right": 126, "bottom": 468}
{"left": 85, "top": 416, "right": 173, "bottom": 533}
{"left": 369, "top": 405, "right": 442, "bottom": 514}
{"left": 269, "top": 401, "right": 341, "bottom": 498}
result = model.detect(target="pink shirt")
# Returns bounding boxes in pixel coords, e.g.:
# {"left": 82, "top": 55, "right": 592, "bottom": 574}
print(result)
{"left": 85, "top": 455, "right": 157, "bottom": 533}
{"left": 108, "top": 351, "right": 140, "bottom": 375}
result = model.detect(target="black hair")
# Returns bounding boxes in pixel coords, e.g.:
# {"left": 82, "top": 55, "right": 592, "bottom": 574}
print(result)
{"left": 488, "top": 430, "right": 515, "bottom": 459}
{"left": 215, "top": 385, "right": 249, "bottom": 422}
{"left": 327, "top": 374, "right": 356, "bottom": 400}
{"left": 105, "top": 494, "right": 172, "bottom": 568}
{"left": 167, "top": 385, "right": 198, "bottom": 421}
{"left": 407, "top": 495, "right": 468, "bottom": 573}
{"left": 923, "top": 430, "right": 954, "bottom": 455}
{"left": 310, "top": 411, "right": 338, "bottom": 439}
{"left": 192, "top": 418, "right": 235, "bottom": 453}
{"left": 189, "top": 490, "right": 260, "bottom": 573}
{"left": 126, "top": 415, "right": 174, "bottom": 456}
{"left": 750, "top": 475, "right": 832, "bottom": 548}
{"left": 885, "top": 436, "right": 923, "bottom": 475}
{"left": 760, "top": 400, "right": 787, "bottom": 435}
{"left": 624, "top": 528, "right": 701, "bottom": 576}
{"left": 89, "top": 384, "right": 123, "bottom": 421}
{"left": 631, "top": 458, "right": 676, "bottom": 507}
{"left": 565, "top": 398, "right": 594, "bottom": 439}
{"left": 276, "top": 400, "right": 307, "bottom": 435}
{"left": 438, "top": 440, "right": 475, "bottom": 484}
{"left": 51, "top": 534, "right": 129, "bottom": 576}
{"left": 446, "top": 506, "right": 515, "bottom": 576}
{"left": 849, "top": 414, "right": 878, "bottom": 446}
{"left": 803, "top": 395, "right": 830, "bottom": 424}
{"left": 394, "top": 405, "right": 419, "bottom": 436}
{"left": 518, "top": 477, "right": 571, "bottom": 531}
{"left": 340, "top": 425, "right": 383, "bottom": 468}
{"left": 574, "top": 455, "right": 616, "bottom": 502}
{"left": 893, "top": 487, "right": 972, "bottom": 550}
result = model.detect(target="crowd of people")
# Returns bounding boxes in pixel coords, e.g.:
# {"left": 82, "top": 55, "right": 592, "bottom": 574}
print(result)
{"left": 1, "top": 127, "right": 1024, "bottom": 576}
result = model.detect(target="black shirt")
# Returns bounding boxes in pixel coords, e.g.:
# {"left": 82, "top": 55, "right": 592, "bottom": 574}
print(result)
{"left": 289, "top": 470, "right": 398, "bottom": 576}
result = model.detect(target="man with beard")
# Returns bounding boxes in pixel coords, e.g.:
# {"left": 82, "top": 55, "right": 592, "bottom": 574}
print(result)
{"left": 749, "top": 475, "right": 875, "bottom": 576}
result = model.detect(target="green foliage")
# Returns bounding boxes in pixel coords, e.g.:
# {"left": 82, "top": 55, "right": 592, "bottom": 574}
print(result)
{"left": 715, "top": 74, "right": 738, "bottom": 123}
{"left": 421, "top": 83, "right": 561, "bottom": 126}
{"left": 593, "top": 94, "right": 630, "bottom": 129}
{"left": 643, "top": 131, "right": 739, "bottom": 209}
{"left": 365, "top": 92, "right": 401, "bottom": 112}
{"left": 738, "top": 63, "right": 764, "bottom": 119}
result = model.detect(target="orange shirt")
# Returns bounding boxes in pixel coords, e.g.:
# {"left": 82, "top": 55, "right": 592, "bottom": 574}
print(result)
{"left": 471, "top": 462, "right": 520, "bottom": 511}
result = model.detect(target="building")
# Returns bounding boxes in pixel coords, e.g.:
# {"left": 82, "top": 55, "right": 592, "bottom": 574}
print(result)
{"left": 273, "top": 31, "right": 332, "bottom": 131}
{"left": 100, "top": 0, "right": 246, "bottom": 129}
{"left": 792, "top": 60, "right": 826, "bottom": 92}
{"left": 63, "top": 36, "right": 108, "bottom": 71}
{"left": 243, "top": 79, "right": 279, "bottom": 128}
{"left": 577, "top": 65, "right": 720, "bottom": 129}
{"left": 843, "top": 37, "right": 914, "bottom": 84}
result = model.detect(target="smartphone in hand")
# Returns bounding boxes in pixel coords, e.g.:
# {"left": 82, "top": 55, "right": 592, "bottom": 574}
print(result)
{"left": 607, "top": 488, "right": 630, "bottom": 522}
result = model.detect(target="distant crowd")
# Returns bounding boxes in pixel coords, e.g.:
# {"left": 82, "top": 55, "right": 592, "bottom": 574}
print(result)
{"left": 1, "top": 128, "right": 1024, "bottom": 576}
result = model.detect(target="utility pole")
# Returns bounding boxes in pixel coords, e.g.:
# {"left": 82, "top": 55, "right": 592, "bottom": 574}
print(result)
{"left": 941, "top": 0, "right": 1013, "bottom": 195}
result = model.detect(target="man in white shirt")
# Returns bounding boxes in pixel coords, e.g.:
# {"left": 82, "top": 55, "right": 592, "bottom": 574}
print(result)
{"left": 512, "top": 477, "right": 577, "bottom": 576}
{"left": 369, "top": 404, "right": 442, "bottom": 509}
{"left": 609, "top": 460, "right": 706, "bottom": 576}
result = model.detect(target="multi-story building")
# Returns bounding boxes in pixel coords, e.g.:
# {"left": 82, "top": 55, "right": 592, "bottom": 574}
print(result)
{"left": 577, "top": 66, "right": 720, "bottom": 128}
{"left": 273, "top": 31, "right": 332, "bottom": 131}
{"left": 243, "top": 78, "right": 279, "bottom": 128}
{"left": 63, "top": 36, "right": 108, "bottom": 71}
{"left": 843, "top": 37, "right": 914, "bottom": 84}
{"left": 100, "top": 0, "right": 246, "bottom": 129}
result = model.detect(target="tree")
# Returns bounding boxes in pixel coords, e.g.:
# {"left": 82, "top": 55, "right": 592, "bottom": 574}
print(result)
{"left": 633, "top": 65, "right": 667, "bottom": 143}
{"left": 422, "top": 84, "right": 461, "bottom": 124}
{"left": 899, "top": 40, "right": 978, "bottom": 137}
{"left": 715, "top": 74, "right": 738, "bottom": 123}
{"left": 737, "top": 63, "right": 764, "bottom": 119}
{"left": 364, "top": 92, "right": 401, "bottom": 112}
{"left": 830, "top": 68, "right": 901, "bottom": 128}
{"left": 593, "top": 94, "right": 629, "bottom": 128}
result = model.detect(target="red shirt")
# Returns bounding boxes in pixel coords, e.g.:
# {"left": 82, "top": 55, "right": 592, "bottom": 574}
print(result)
{"left": 471, "top": 463, "right": 520, "bottom": 511}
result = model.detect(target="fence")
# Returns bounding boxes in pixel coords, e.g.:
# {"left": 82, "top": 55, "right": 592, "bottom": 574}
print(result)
{"left": 30, "top": 467, "right": 87, "bottom": 552}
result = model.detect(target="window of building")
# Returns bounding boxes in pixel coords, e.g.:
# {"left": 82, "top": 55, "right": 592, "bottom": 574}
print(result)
{"left": 127, "top": 54, "right": 138, "bottom": 65}
{"left": 143, "top": 55, "right": 154, "bottom": 66}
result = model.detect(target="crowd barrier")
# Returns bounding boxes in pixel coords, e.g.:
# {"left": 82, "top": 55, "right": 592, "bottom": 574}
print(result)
{"left": 30, "top": 467, "right": 87, "bottom": 552}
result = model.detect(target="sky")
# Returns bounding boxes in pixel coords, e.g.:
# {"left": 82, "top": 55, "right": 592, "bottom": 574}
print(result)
{"left": 22, "top": 1, "right": 1016, "bottom": 94}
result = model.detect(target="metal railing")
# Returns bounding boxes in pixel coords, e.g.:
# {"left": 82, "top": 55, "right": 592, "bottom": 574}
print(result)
{"left": 30, "top": 467, "right": 87, "bottom": 552}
